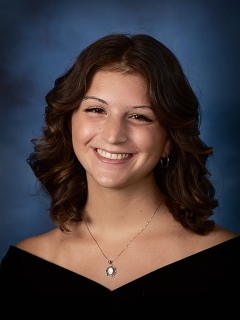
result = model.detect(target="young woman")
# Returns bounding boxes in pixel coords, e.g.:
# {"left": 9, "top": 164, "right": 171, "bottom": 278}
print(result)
{"left": 0, "top": 33, "right": 239, "bottom": 314}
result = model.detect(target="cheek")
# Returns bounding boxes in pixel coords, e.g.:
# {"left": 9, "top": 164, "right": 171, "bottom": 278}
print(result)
{"left": 72, "top": 117, "right": 96, "bottom": 145}
{"left": 72, "top": 124, "right": 92, "bottom": 162}
{"left": 72, "top": 129, "right": 91, "bottom": 152}
{"left": 134, "top": 128, "right": 167, "bottom": 152}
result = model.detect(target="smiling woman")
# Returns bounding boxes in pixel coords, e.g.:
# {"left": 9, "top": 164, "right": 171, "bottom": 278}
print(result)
{"left": 0, "top": 33, "right": 239, "bottom": 315}
{"left": 71, "top": 71, "right": 170, "bottom": 189}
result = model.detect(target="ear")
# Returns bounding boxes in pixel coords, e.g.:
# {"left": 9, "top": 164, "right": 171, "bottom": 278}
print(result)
{"left": 162, "top": 139, "right": 172, "bottom": 158}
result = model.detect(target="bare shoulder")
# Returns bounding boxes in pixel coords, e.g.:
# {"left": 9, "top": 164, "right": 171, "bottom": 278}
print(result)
{"left": 213, "top": 224, "right": 239, "bottom": 241}
{"left": 16, "top": 228, "right": 61, "bottom": 258}
{"left": 199, "top": 224, "right": 239, "bottom": 249}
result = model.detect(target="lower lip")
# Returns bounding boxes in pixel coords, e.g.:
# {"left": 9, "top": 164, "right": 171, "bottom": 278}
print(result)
{"left": 94, "top": 149, "right": 133, "bottom": 164}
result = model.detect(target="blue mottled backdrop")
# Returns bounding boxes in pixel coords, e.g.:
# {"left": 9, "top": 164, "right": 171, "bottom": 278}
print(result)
{"left": 0, "top": 0, "right": 240, "bottom": 260}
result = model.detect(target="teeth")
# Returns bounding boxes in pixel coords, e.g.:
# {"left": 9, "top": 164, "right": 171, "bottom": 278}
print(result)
{"left": 97, "top": 149, "right": 130, "bottom": 160}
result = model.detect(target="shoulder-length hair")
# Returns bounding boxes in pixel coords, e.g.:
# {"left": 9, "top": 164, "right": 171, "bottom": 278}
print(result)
{"left": 27, "top": 33, "right": 218, "bottom": 234}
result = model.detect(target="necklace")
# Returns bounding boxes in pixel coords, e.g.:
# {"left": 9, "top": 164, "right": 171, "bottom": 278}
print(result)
{"left": 82, "top": 201, "right": 162, "bottom": 278}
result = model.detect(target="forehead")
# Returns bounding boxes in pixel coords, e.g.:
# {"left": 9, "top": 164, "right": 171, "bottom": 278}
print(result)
{"left": 86, "top": 71, "right": 149, "bottom": 103}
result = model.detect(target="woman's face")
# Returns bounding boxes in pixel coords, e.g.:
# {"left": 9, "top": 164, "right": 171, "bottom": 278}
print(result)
{"left": 72, "top": 71, "right": 171, "bottom": 189}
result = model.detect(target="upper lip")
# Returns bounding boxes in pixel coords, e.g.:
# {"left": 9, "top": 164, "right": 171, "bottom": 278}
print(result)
{"left": 96, "top": 148, "right": 133, "bottom": 160}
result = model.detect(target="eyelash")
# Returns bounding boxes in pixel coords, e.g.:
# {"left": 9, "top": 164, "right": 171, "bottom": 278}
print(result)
{"left": 131, "top": 114, "right": 153, "bottom": 122}
{"left": 84, "top": 107, "right": 153, "bottom": 122}
{"left": 85, "top": 107, "right": 104, "bottom": 113}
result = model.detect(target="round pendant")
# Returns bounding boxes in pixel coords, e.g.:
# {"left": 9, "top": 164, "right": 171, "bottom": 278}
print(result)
{"left": 106, "top": 264, "right": 117, "bottom": 277}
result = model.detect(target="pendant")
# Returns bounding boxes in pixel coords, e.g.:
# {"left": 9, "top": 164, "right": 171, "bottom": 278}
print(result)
{"left": 106, "top": 260, "right": 117, "bottom": 277}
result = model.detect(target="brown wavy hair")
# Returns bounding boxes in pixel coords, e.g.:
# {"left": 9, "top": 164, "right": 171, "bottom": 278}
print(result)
{"left": 27, "top": 33, "right": 218, "bottom": 235}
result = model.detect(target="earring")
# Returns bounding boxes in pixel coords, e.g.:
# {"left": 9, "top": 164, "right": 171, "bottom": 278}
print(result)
{"left": 160, "top": 156, "right": 169, "bottom": 169}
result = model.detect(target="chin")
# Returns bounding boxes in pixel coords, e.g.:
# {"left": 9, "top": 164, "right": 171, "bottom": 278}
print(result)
{"left": 97, "top": 181, "right": 125, "bottom": 189}
{"left": 92, "top": 176, "right": 129, "bottom": 189}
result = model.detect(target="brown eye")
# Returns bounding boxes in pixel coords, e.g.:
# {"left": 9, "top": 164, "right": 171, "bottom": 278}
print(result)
{"left": 85, "top": 107, "right": 105, "bottom": 113}
{"left": 131, "top": 114, "right": 153, "bottom": 122}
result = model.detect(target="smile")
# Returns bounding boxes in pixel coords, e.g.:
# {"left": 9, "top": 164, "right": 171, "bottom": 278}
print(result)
{"left": 96, "top": 149, "right": 132, "bottom": 160}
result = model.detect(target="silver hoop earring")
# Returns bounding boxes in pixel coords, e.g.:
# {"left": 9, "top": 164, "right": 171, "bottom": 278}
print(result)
{"left": 160, "top": 156, "right": 169, "bottom": 169}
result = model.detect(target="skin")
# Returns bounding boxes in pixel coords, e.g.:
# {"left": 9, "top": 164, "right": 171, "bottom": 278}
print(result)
{"left": 72, "top": 71, "right": 171, "bottom": 190}
{"left": 17, "top": 71, "right": 239, "bottom": 291}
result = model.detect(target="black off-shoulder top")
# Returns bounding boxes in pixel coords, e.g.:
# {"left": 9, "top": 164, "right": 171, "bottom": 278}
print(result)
{"left": 0, "top": 237, "right": 240, "bottom": 316}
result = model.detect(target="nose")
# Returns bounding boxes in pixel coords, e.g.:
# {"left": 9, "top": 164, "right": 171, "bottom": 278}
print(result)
{"left": 101, "top": 116, "right": 127, "bottom": 144}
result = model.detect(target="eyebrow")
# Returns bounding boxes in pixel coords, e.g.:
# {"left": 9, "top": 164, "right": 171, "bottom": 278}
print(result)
{"left": 83, "top": 95, "right": 152, "bottom": 109}
{"left": 83, "top": 96, "right": 108, "bottom": 105}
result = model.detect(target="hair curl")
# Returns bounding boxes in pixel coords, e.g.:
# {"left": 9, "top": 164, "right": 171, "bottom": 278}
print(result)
{"left": 27, "top": 33, "right": 218, "bottom": 235}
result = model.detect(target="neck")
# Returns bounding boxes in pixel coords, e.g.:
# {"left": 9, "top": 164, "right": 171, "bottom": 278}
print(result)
{"left": 82, "top": 186, "right": 165, "bottom": 235}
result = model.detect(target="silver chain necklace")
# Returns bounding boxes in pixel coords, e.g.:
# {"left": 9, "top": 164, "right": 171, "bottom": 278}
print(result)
{"left": 82, "top": 201, "right": 162, "bottom": 278}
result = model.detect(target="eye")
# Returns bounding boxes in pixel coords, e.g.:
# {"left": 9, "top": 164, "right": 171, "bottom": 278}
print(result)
{"left": 130, "top": 114, "right": 153, "bottom": 122}
{"left": 85, "top": 107, "right": 105, "bottom": 114}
